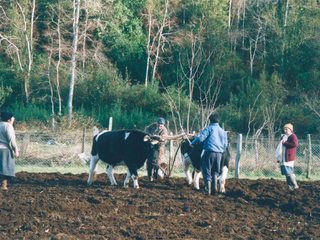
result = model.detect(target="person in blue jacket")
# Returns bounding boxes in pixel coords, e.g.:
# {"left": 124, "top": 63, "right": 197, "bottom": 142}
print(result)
{"left": 190, "top": 113, "right": 228, "bottom": 195}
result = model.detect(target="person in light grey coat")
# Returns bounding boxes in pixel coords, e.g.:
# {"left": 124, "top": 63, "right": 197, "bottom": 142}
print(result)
{"left": 0, "top": 111, "right": 19, "bottom": 190}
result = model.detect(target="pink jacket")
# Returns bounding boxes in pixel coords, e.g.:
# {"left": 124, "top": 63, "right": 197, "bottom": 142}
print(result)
{"left": 281, "top": 133, "right": 298, "bottom": 162}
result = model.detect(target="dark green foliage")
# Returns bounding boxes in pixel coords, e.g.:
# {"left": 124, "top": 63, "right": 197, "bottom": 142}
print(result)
{"left": 8, "top": 101, "right": 51, "bottom": 122}
{"left": 96, "top": 104, "right": 157, "bottom": 130}
{"left": 0, "top": 78, "right": 13, "bottom": 109}
{"left": 101, "top": 0, "right": 147, "bottom": 83}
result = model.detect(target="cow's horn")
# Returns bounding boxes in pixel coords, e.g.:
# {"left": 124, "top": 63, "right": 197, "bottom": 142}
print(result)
{"left": 143, "top": 135, "right": 150, "bottom": 142}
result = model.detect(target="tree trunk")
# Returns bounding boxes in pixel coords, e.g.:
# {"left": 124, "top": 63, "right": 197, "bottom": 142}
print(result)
{"left": 234, "top": 2, "right": 241, "bottom": 51}
{"left": 280, "top": 0, "right": 289, "bottom": 77}
{"left": 228, "top": 0, "right": 232, "bottom": 50}
{"left": 145, "top": 9, "right": 152, "bottom": 88}
{"left": 152, "top": 0, "right": 169, "bottom": 81}
{"left": 68, "top": 0, "right": 81, "bottom": 123}
{"left": 48, "top": 38, "right": 55, "bottom": 132}
{"left": 242, "top": 0, "right": 246, "bottom": 49}
{"left": 56, "top": 9, "right": 62, "bottom": 115}
{"left": 183, "top": 0, "right": 186, "bottom": 25}
{"left": 82, "top": 8, "right": 89, "bottom": 69}
{"left": 17, "top": 1, "right": 34, "bottom": 105}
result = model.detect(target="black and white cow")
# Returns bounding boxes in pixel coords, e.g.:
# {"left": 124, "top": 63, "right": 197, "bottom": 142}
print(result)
{"left": 87, "top": 128, "right": 164, "bottom": 189}
{"left": 180, "top": 137, "right": 231, "bottom": 193}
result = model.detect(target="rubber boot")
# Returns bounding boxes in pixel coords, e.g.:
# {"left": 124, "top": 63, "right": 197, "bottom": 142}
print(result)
{"left": 1, "top": 179, "right": 8, "bottom": 190}
{"left": 212, "top": 175, "right": 218, "bottom": 194}
{"left": 205, "top": 181, "right": 211, "bottom": 195}
{"left": 283, "top": 175, "right": 292, "bottom": 190}
{"left": 147, "top": 169, "right": 153, "bottom": 182}
{"left": 289, "top": 174, "right": 299, "bottom": 190}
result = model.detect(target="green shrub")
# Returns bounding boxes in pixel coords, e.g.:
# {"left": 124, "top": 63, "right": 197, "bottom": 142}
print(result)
{"left": 8, "top": 101, "right": 51, "bottom": 122}
{"left": 96, "top": 104, "right": 157, "bottom": 130}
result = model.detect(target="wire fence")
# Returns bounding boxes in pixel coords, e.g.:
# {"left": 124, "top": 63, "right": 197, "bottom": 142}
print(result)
{"left": 14, "top": 130, "right": 320, "bottom": 180}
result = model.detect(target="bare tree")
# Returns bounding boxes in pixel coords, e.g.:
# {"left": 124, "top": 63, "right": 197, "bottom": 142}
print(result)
{"left": 261, "top": 73, "right": 286, "bottom": 142}
{"left": 245, "top": 91, "right": 262, "bottom": 148}
{"left": 0, "top": 33, "right": 23, "bottom": 71}
{"left": 144, "top": 3, "right": 153, "bottom": 87}
{"left": 248, "top": 24, "right": 262, "bottom": 76}
{"left": 240, "top": 4, "right": 266, "bottom": 76}
{"left": 46, "top": 33, "right": 55, "bottom": 132}
{"left": 143, "top": 0, "right": 176, "bottom": 86}
{"left": 179, "top": 33, "right": 203, "bottom": 133}
{"left": 280, "top": 0, "right": 290, "bottom": 77}
{"left": 179, "top": 32, "right": 216, "bottom": 132}
{"left": 0, "top": 1, "right": 36, "bottom": 105}
{"left": 242, "top": 0, "right": 246, "bottom": 49}
{"left": 55, "top": 5, "right": 62, "bottom": 115}
{"left": 46, "top": 3, "right": 63, "bottom": 115}
{"left": 197, "top": 72, "right": 224, "bottom": 129}
{"left": 79, "top": 0, "right": 104, "bottom": 69}
{"left": 151, "top": 0, "right": 170, "bottom": 81}
{"left": 228, "top": 0, "right": 233, "bottom": 49}
{"left": 303, "top": 93, "right": 320, "bottom": 119}
{"left": 68, "top": 0, "right": 81, "bottom": 123}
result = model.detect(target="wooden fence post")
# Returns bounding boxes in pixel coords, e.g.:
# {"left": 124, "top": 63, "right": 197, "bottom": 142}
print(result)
{"left": 108, "top": 117, "right": 113, "bottom": 131}
{"left": 307, "top": 134, "right": 312, "bottom": 178}
{"left": 82, "top": 128, "right": 86, "bottom": 153}
{"left": 169, "top": 132, "right": 173, "bottom": 177}
{"left": 255, "top": 136, "right": 259, "bottom": 165}
{"left": 235, "top": 134, "right": 242, "bottom": 179}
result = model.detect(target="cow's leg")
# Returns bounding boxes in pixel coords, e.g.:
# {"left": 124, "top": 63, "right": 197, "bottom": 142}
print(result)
{"left": 219, "top": 166, "right": 228, "bottom": 193}
{"left": 106, "top": 165, "right": 117, "bottom": 186}
{"left": 182, "top": 153, "right": 193, "bottom": 185}
{"left": 193, "top": 170, "right": 201, "bottom": 190}
{"left": 131, "top": 174, "right": 139, "bottom": 189}
{"left": 157, "top": 169, "right": 164, "bottom": 179}
{"left": 123, "top": 169, "right": 131, "bottom": 187}
{"left": 127, "top": 164, "right": 139, "bottom": 189}
{"left": 87, "top": 154, "right": 99, "bottom": 185}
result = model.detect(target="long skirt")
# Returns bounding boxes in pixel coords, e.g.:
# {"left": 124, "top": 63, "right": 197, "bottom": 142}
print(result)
{"left": 0, "top": 148, "right": 15, "bottom": 177}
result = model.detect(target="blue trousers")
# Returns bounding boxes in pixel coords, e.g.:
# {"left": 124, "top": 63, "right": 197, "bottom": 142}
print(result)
{"left": 201, "top": 151, "right": 222, "bottom": 182}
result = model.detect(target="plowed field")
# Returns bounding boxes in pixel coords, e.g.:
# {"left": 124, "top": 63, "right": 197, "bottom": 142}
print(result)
{"left": 0, "top": 172, "right": 319, "bottom": 239}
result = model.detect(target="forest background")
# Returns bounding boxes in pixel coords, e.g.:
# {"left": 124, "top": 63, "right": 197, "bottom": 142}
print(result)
{"left": 1, "top": 0, "right": 320, "bottom": 142}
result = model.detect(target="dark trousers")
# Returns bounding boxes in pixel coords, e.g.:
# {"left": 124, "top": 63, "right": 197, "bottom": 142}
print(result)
{"left": 201, "top": 151, "right": 222, "bottom": 182}
{"left": 147, "top": 147, "right": 163, "bottom": 171}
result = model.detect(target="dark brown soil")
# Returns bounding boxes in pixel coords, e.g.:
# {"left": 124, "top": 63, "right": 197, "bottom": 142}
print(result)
{"left": 0, "top": 172, "right": 319, "bottom": 240}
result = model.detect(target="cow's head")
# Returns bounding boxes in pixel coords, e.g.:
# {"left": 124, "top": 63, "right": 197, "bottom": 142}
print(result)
{"left": 180, "top": 136, "right": 197, "bottom": 155}
{"left": 143, "top": 135, "right": 165, "bottom": 165}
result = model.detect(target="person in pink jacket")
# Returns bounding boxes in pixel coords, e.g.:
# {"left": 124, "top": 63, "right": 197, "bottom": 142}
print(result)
{"left": 280, "top": 123, "right": 299, "bottom": 190}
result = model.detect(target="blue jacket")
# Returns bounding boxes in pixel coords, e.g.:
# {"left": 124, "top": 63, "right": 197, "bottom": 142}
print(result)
{"left": 191, "top": 123, "right": 228, "bottom": 153}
